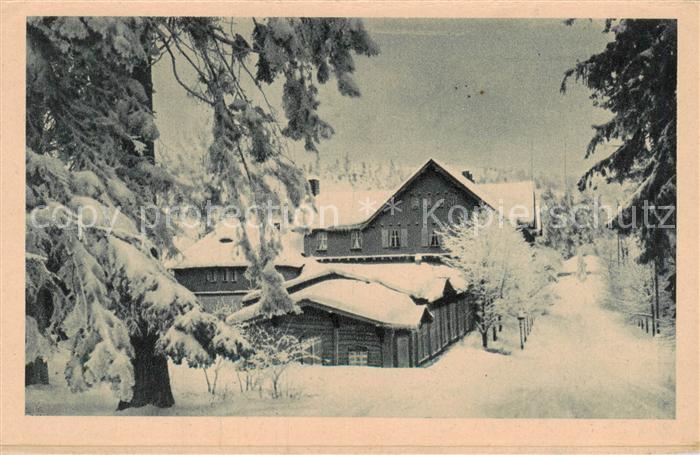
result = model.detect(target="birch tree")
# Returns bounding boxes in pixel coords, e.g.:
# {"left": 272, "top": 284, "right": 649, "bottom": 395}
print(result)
{"left": 442, "top": 210, "right": 547, "bottom": 348}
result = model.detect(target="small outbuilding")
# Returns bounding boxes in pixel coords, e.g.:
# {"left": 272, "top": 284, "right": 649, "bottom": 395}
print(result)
{"left": 229, "top": 263, "right": 477, "bottom": 368}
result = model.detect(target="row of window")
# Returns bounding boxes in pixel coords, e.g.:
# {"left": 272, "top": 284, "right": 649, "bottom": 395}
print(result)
{"left": 205, "top": 268, "right": 238, "bottom": 283}
{"left": 315, "top": 228, "right": 441, "bottom": 251}
{"left": 299, "top": 337, "right": 369, "bottom": 366}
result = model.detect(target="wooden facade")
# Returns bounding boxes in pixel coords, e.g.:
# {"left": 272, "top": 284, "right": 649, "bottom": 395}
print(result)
{"left": 267, "top": 295, "right": 474, "bottom": 367}
{"left": 174, "top": 265, "right": 302, "bottom": 313}
{"left": 238, "top": 279, "right": 477, "bottom": 368}
{"left": 304, "top": 160, "right": 482, "bottom": 259}
{"left": 171, "top": 159, "right": 535, "bottom": 367}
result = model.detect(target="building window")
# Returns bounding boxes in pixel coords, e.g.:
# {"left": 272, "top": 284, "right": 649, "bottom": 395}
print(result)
{"left": 430, "top": 231, "right": 441, "bottom": 247}
{"left": 351, "top": 230, "right": 362, "bottom": 250}
{"left": 317, "top": 231, "right": 328, "bottom": 251}
{"left": 389, "top": 229, "right": 400, "bottom": 248}
{"left": 348, "top": 347, "right": 368, "bottom": 366}
{"left": 223, "top": 268, "right": 237, "bottom": 282}
{"left": 206, "top": 270, "right": 217, "bottom": 283}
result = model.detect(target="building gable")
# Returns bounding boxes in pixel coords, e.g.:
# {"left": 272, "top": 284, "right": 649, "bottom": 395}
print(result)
{"left": 304, "top": 159, "right": 492, "bottom": 259}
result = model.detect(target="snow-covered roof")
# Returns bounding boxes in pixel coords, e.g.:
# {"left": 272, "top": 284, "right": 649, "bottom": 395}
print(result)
{"left": 309, "top": 159, "right": 497, "bottom": 230}
{"left": 241, "top": 260, "right": 467, "bottom": 304}
{"left": 229, "top": 278, "right": 431, "bottom": 328}
{"left": 306, "top": 261, "right": 467, "bottom": 301}
{"left": 431, "top": 159, "right": 499, "bottom": 209}
{"left": 311, "top": 189, "right": 393, "bottom": 228}
{"left": 171, "top": 223, "right": 306, "bottom": 270}
{"left": 479, "top": 181, "right": 538, "bottom": 225}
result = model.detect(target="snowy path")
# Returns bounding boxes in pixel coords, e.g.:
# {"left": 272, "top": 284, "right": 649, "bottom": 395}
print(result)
{"left": 26, "top": 257, "right": 675, "bottom": 417}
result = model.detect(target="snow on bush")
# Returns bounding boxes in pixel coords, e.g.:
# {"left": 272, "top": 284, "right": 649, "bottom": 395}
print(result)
{"left": 234, "top": 326, "right": 316, "bottom": 399}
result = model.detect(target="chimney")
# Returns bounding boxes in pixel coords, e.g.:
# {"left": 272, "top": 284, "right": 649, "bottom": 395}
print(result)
{"left": 461, "top": 170, "right": 474, "bottom": 182}
{"left": 308, "top": 178, "right": 320, "bottom": 196}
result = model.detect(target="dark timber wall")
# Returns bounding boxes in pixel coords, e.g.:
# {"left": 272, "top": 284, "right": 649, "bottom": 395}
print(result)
{"left": 174, "top": 265, "right": 302, "bottom": 294}
{"left": 262, "top": 305, "right": 384, "bottom": 367}
{"left": 304, "top": 164, "right": 481, "bottom": 258}
{"left": 249, "top": 292, "right": 477, "bottom": 368}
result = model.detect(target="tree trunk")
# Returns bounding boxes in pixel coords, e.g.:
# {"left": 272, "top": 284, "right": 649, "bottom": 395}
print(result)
{"left": 117, "top": 332, "right": 174, "bottom": 410}
{"left": 25, "top": 358, "right": 49, "bottom": 385}
{"left": 481, "top": 330, "right": 488, "bottom": 349}
{"left": 26, "top": 288, "right": 54, "bottom": 385}
{"left": 479, "top": 300, "right": 489, "bottom": 349}
{"left": 132, "top": 55, "right": 154, "bottom": 162}
{"left": 115, "top": 54, "right": 174, "bottom": 411}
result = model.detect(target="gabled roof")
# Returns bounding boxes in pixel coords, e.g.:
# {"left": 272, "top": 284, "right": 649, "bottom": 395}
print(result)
{"left": 228, "top": 278, "right": 432, "bottom": 329}
{"left": 171, "top": 223, "right": 306, "bottom": 270}
{"left": 311, "top": 189, "right": 393, "bottom": 228}
{"left": 305, "top": 262, "right": 468, "bottom": 302}
{"left": 429, "top": 159, "right": 499, "bottom": 209}
{"left": 311, "top": 158, "right": 497, "bottom": 231}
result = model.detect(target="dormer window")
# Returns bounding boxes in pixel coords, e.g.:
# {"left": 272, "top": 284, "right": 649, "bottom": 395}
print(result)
{"left": 351, "top": 230, "right": 362, "bottom": 250}
{"left": 317, "top": 231, "right": 328, "bottom": 251}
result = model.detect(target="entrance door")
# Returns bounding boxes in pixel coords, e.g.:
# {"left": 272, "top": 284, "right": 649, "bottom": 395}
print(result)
{"left": 396, "top": 334, "right": 410, "bottom": 368}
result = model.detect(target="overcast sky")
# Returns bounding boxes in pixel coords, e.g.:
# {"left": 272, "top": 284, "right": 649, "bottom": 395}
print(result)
{"left": 155, "top": 18, "right": 615, "bottom": 182}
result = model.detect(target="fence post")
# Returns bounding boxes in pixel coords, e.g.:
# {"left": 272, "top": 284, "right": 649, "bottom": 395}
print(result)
{"left": 526, "top": 315, "right": 531, "bottom": 335}
{"left": 518, "top": 314, "right": 525, "bottom": 350}
{"left": 654, "top": 259, "right": 661, "bottom": 335}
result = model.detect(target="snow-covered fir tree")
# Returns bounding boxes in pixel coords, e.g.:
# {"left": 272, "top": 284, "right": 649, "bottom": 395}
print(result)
{"left": 562, "top": 19, "right": 676, "bottom": 291}
{"left": 25, "top": 17, "right": 378, "bottom": 409}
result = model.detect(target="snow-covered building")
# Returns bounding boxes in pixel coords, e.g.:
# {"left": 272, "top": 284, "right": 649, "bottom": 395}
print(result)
{"left": 304, "top": 158, "right": 540, "bottom": 262}
{"left": 172, "top": 158, "right": 540, "bottom": 367}
{"left": 171, "top": 225, "right": 306, "bottom": 314}
{"left": 229, "top": 263, "right": 475, "bottom": 367}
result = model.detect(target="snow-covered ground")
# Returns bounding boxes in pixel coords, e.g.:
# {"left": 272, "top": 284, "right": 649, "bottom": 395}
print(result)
{"left": 26, "top": 256, "right": 675, "bottom": 418}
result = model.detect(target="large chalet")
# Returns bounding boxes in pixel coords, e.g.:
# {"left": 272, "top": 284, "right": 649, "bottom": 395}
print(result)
{"left": 172, "top": 159, "right": 541, "bottom": 368}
